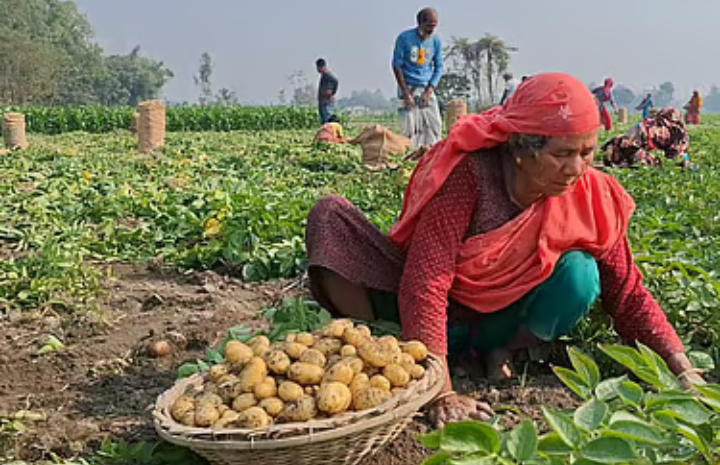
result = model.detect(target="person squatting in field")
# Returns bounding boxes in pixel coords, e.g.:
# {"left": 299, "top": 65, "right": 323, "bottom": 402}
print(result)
{"left": 601, "top": 107, "right": 690, "bottom": 168}
{"left": 313, "top": 115, "right": 346, "bottom": 144}
{"left": 304, "top": 73, "right": 704, "bottom": 428}
{"left": 392, "top": 7, "right": 444, "bottom": 150}
{"left": 592, "top": 77, "right": 618, "bottom": 130}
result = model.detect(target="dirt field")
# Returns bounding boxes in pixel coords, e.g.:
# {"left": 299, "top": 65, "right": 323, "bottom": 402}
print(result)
{"left": 0, "top": 265, "right": 579, "bottom": 464}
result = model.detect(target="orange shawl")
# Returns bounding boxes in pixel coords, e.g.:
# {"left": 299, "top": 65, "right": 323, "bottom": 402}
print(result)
{"left": 388, "top": 72, "right": 636, "bottom": 312}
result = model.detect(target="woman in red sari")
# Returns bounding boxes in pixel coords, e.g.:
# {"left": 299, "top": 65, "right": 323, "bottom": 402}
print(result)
{"left": 305, "top": 73, "right": 703, "bottom": 427}
{"left": 592, "top": 77, "right": 618, "bottom": 130}
{"left": 684, "top": 90, "right": 702, "bottom": 125}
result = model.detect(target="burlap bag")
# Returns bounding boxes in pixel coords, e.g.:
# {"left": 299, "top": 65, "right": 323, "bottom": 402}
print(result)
{"left": 137, "top": 100, "right": 166, "bottom": 153}
{"left": 348, "top": 125, "right": 410, "bottom": 167}
{"left": 445, "top": 99, "right": 467, "bottom": 128}
{"left": 2, "top": 112, "right": 28, "bottom": 150}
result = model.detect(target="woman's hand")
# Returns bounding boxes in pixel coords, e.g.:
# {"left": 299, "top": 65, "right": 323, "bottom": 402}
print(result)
{"left": 427, "top": 393, "right": 494, "bottom": 429}
{"left": 666, "top": 352, "right": 706, "bottom": 389}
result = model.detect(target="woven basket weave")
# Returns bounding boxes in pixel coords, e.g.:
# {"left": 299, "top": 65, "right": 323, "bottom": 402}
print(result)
{"left": 153, "top": 354, "right": 444, "bottom": 465}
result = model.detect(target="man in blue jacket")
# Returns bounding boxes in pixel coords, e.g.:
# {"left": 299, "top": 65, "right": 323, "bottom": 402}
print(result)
{"left": 392, "top": 7, "right": 444, "bottom": 149}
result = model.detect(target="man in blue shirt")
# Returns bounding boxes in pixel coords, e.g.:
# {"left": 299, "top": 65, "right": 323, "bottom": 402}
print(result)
{"left": 392, "top": 7, "right": 443, "bottom": 149}
{"left": 316, "top": 58, "right": 339, "bottom": 124}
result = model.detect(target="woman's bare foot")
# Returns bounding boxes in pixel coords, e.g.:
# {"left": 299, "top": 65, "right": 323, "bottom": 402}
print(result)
{"left": 484, "top": 348, "right": 514, "bottom": 383}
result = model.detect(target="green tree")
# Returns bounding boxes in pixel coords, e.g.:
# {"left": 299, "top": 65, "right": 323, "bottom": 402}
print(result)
{"left": 194, "top": 52, "right": 214, "bottom": 105}
{"left": 0, "top": 30, "right": 64, "bottom": 104}
{"left": 102, "top": 47, "right": 174, "bottom": 106}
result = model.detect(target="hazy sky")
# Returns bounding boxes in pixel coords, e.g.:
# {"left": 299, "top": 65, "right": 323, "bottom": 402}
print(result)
{"left": 73, "top": 0, "right": 716, "bottom": 104}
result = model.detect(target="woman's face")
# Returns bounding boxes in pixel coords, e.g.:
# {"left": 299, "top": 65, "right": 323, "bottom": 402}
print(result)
{"left": 519, "top": 130, "right": 598, "bottom": 196}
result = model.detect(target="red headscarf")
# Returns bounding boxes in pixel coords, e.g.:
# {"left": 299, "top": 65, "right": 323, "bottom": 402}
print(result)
{"left": 388, "top": 72, "right": 635, "bottom": 313}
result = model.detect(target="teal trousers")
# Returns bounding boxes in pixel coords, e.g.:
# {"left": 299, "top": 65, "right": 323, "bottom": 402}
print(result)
{"left": 370, "top": 251, "right": 601, "bottom": 354}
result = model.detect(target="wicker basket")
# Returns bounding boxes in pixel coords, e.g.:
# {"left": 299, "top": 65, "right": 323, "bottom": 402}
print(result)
{"left": 153, "top": 354, "right": 444, "bottom": 465}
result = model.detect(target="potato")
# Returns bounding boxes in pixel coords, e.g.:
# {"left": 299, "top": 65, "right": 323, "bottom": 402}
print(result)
{"left": 402, "top": 341, "right": 429, "bottom": 363}
{"left": 370, "top": 375, "right": 392, "bottom": 391}
{"left": 285, "top": 342, "right": 308, "bottom": 360}
{"left": 209, "top": 364, "right": 230, "bottom": 383}
{"left": 323, "top": 363, "right": 354, "bottom": 385}
{"left": 341, "top": 356, "right": 364, "bottom": 374}
{"left": 317, "top": 382, "right": 352, "bottom": 414}
{"left": 217, "top": 404, "right": 229, "bottom": 416}
{"left": 279, "top": 396, "right": 318, "bottom": 422}
{"left": 232, "top": 393, "right": 258, "bottom": 412}
{"left": 195, "top": 393, "right": 223, "bottom": 407}
{"left": 248, "top": 336, "right": 271, "bottom": 357}
{"left": 224, "top": 340, "right": 254, "bottom": 365}
{"left": 353, "top": 388, "right": 392, "bottom": 411}
{"left": 217, "top": 378, "right": 240, "bottom": 404}
{"left": 356, "top": 325, "right": 372, "bottom": 339}
{"left": 299, "top": 348, "right": 326, "bottom": 367}
{"left": 218, "top": 374, "right": 238, "bottom": 385}
{"left": 399, "top": 353, "right": 417, "bottom": 373}
{"left": 410, "top": 365, "right": 425, "bottom": 380}
{"left": 278, "top": 381, "right": 305, "bottom": 402}
{"left": 238, "top": 406, "right": 272, "bottom": 430}
{"left": 171, "top": 396, "right": 195, "bottom": 421}
{"left": 180, "top": 410, "right": 196, "bottom": 426}
{"left": 288, "top": 362, "right": 325, "bottom": 386}
{"left": 314, "top": 338, "right": 343, "bottom": 357}
{"left": 265, "top": 350, "right": 292, "bottom": 375}
{"left": 342, "top": 328, "right": 368, "bottom": 348}
{"left": 358, "top": 342, "right": 393, "bottom": 368}
{"left": 237, "top": 357, "right": 268, "bottom": 392}
{"left": 213, "top": 409, "right": 240, "bottom": 429}
{"left": 254, "top": 380, "right": 278, "bottom": 400}
{"left": 285, "top": 333, "right": 297, "bottom": 344}
{"left": 349, "top": 373, "right": 370, "bottom": 396}
{"left": 340, "top": 345, "right": 358, "bottom": 357}
{"left": 195, "top": 404, "right": 220, "bottom": 427}
{"left": 327, "top": 354, "right": 342, "bottom": 368}
{"left": 324, "top": 319, "right": 354, "bottom": 338}
{"left": 383, "top": 364, "right": 411, "bottom": 388}
{"left": 259, "top": 397, "right": 285, "bottom": 417}
{"left": 296, "top": 332, "right": 315, "bottom": 347}
{"left": 378, "top": 335, "right": 400, "bottom": 350}
{"left": 364, "top": 365, "right": 380, "bottom": 377}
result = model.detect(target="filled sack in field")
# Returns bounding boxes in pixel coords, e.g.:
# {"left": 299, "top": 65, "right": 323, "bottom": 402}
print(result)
{"left": 348, "top": 124, "right": 410, "bottom": 167}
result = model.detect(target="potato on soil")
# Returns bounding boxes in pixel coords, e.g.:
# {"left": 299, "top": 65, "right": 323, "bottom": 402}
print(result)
{"left": 340, "top": 345, "right": 357, "bottom": 357}
{"left": 342, "top": 328, "right": 368, "bottom": 348}
{"left": 284, "top": 342, "right": 308, "bottom": 360}
{"left": 314, "top": 338, "right": 343, "bottom": 356}
{"left": 171, "top": 396, "right": 195, "bottom": 421}
{"left": 278, "top": 381, "right": 305, "bottom": 402}
{"left": 279, "top": 396, "right": 318, "bottom": 423}
{"left": 238, "top": 406, "right": 272, "bottom": 430}
{"left": 299, "top": 348, "right": 326, "bottom": 367}
{"left": 213, "top": 409, "right": 240, "bottom": 429}
{"left": 195, "top": 404, "right": 220, "bottom": 427}
{"left": 353, "top": 388, "right": 392, "bottom": 411}
{"left": 232, "top": 393, "right": 258, "bottom": 412}
{"left": 323, "top": 363, "right": 354, "bottom": 385}
{"left": 383, "top": 364, "right": 411, "bottom": 388}
{"left": 254, "top": 380, "right": 278, "bottom": 400}
{"left": 224, "top": 340, "right": 254, "bottom": 365}
{"left": 237, "top": 357, "right": 268, "bottom": 392}
{"left": 209, "top": 364, "right": 230, "bottom": 383}
{"left": 288, "top": 362, "right": 325, "bottom": 386}
{"left": 402, "top": 341, "right": 429, "bottom": 363}
{"left": 259, "top": 397, "right": 285, "bottom": 417}
{"left": 295, "top": 332, "right": 315, "bottom": 347}
{"left": 317, "top": 382, "right": 352, "bottom": 414}
{"left": 324, "top": 319, "right": 354, "bottom": 338}
{"left": 248, "top": 336, "right": 271, "bottom": 357}
{"left": 264, "top": 350, "right": 291, "bottom": 375}
{"left": 349, "top": 373, "right": 370, "bottom": 396}
{"left": 370, "top": 375, "right": 392, "bottom": 391}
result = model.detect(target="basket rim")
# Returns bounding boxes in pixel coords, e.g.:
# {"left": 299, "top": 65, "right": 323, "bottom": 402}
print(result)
{"left": 153, "top": 353, "right": 445, "bottom": 451}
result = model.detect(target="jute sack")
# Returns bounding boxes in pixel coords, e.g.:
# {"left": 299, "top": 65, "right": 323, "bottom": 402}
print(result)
{"left": 617, "top": 107, "right": 628, "bottom": 124}
{"left": 137, "top": 100, "right": 166, "bottom": 153}
{"left": 348, "top": 125, "right": 410, "bottom": 167}
{"left": 2, "top": 112, "right": 28, "bottom": 150}
{"left": 445, "top": 99, "right": 467, "bottom": 128}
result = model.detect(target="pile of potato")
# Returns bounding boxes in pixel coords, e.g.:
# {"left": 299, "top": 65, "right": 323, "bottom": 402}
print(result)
{"left": 170, "top": 319, "right": 429, "bottom": 430}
